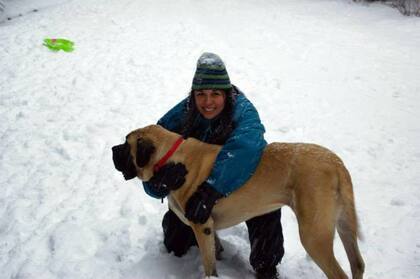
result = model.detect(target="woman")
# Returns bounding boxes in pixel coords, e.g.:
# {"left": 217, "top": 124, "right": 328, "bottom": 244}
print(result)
{"left": 143, "top": 53, "right": 284, "bottom": 279}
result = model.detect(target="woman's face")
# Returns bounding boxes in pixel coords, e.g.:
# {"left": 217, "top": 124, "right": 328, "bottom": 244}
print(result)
{"left": 193, "top": 89, "right": 226, "bottom": 119}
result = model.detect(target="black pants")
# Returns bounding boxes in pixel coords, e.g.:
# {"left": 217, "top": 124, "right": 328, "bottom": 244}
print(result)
{"left": 162, "top": 209, "right": 284, "bottom": 271}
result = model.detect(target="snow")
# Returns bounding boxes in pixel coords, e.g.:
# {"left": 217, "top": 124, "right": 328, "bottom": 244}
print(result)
{"left": 1, "top": 0, "right": 419, "bottom": 278}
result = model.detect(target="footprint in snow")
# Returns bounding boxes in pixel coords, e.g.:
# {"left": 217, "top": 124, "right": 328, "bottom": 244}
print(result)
{"left": 390, "top": 199, "right": 405, "bottom": 207}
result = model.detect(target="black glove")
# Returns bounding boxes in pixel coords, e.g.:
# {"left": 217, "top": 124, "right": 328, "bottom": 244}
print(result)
{"left": 185, "top": 182, "right": 223, "bottom": 224}
{"left": 148, "top": 163, "right": 188, "bottom": 195}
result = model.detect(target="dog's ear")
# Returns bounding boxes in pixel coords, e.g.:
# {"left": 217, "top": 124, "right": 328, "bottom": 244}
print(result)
{"left": 136, "top": 138, "right": 156, "bottom": 168}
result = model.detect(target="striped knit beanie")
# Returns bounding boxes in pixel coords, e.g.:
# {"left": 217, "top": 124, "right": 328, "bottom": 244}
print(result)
{"left": 192, "top": 53, "right": 232, "bottom": 90}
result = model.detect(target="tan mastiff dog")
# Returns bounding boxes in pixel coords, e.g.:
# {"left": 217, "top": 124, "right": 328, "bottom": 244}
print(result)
{"left": 112, "top": 124, "right": 365, "bottom": 279}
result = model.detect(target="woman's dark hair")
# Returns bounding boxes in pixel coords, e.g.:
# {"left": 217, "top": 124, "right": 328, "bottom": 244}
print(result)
{"left": 181, "top": 87, "right": 237, "bottom": 145}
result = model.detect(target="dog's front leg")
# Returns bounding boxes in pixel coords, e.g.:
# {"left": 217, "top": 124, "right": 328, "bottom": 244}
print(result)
{"left": 190, "top": 218, "right": 217, "bottom": 277}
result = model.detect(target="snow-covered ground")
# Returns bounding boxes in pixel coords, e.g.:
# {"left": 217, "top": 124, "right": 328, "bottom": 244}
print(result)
{"left": 1, "top": 0, "right": 419, "bottom": 278}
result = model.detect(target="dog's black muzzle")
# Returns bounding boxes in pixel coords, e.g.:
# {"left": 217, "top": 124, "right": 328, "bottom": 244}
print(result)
{"left": 112, "top": 142, "right": 137, "bottom": 180}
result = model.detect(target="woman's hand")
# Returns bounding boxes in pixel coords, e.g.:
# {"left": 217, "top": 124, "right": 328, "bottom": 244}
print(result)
{"left": 148, "top": 163, "right": 188, "bottom": 193}
{"left": 185, "top": 182, "right": 223, "bottom": 224}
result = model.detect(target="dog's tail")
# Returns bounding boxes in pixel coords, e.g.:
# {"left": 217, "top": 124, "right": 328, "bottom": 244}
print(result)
{"left": 337, "top": 166, "right": 362, "bottom": 240}
{"left": 336, "top": 165, "right": 365, "bottom": 279}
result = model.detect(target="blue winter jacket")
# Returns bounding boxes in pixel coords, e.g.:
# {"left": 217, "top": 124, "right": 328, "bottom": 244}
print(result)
{"left": 143, "top": 87, "right": 267, "bottom": 198}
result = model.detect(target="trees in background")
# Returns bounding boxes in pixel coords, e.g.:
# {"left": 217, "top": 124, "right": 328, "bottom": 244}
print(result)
{"left": 358, "top": 0, "right": 419, "bottom": 16}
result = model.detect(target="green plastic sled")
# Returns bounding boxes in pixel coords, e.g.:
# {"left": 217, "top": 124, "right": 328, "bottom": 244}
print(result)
{"left": 43, "top": 38, "right": 74, "bottom": 52}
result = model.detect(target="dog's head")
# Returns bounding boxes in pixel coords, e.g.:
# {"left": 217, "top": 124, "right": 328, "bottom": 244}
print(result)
{"left": 112, "top": 126, "right": 159, "bottom": 181}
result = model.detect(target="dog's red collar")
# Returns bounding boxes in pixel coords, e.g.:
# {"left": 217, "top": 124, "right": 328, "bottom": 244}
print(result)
{"left": 153, "top": 137, "right": 184, "bottom": 173}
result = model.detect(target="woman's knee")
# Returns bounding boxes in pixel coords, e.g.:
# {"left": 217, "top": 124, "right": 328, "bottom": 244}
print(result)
{"left": 162, "top": 210, "right": 197, "bottom": 257}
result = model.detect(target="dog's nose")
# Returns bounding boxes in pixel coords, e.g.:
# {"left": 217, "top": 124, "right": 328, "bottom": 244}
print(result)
{"left": 112, "top": 142, "right": 137, "bottom": 180}
{"left": 112, "top": 143, "right": 127, "bottom": 172}
{"left": 112, "top": 144, "right": 124, "bottom": 153}
{"left": 112, "top": 143, "right": 127, "bottom": 158}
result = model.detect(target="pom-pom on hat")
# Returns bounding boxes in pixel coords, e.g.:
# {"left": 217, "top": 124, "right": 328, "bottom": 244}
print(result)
{"left": 192, "top": 52, "right": 232, "bottom": 90}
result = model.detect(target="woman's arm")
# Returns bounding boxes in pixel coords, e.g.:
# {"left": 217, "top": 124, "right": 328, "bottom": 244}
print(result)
{"left": 156, "top": 97, "right": 188, "bottom": 133}
{"left": 206, "top": 94, "right": 267, "bottom": 195}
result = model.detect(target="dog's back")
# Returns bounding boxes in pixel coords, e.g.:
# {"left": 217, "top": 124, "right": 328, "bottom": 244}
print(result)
{"left": 213, "top": 142, "right": 347, "bottom": 227}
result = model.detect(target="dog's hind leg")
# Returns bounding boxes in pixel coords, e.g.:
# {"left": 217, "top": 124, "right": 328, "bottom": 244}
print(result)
{"left": 297, "top": 213, "right": 348, "bottom": 279}
{"left": 191, "top": 220, "right": 218, "bottom": 277}
{"left": 294, "top": 180, "right": 348, "bottom": 279}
